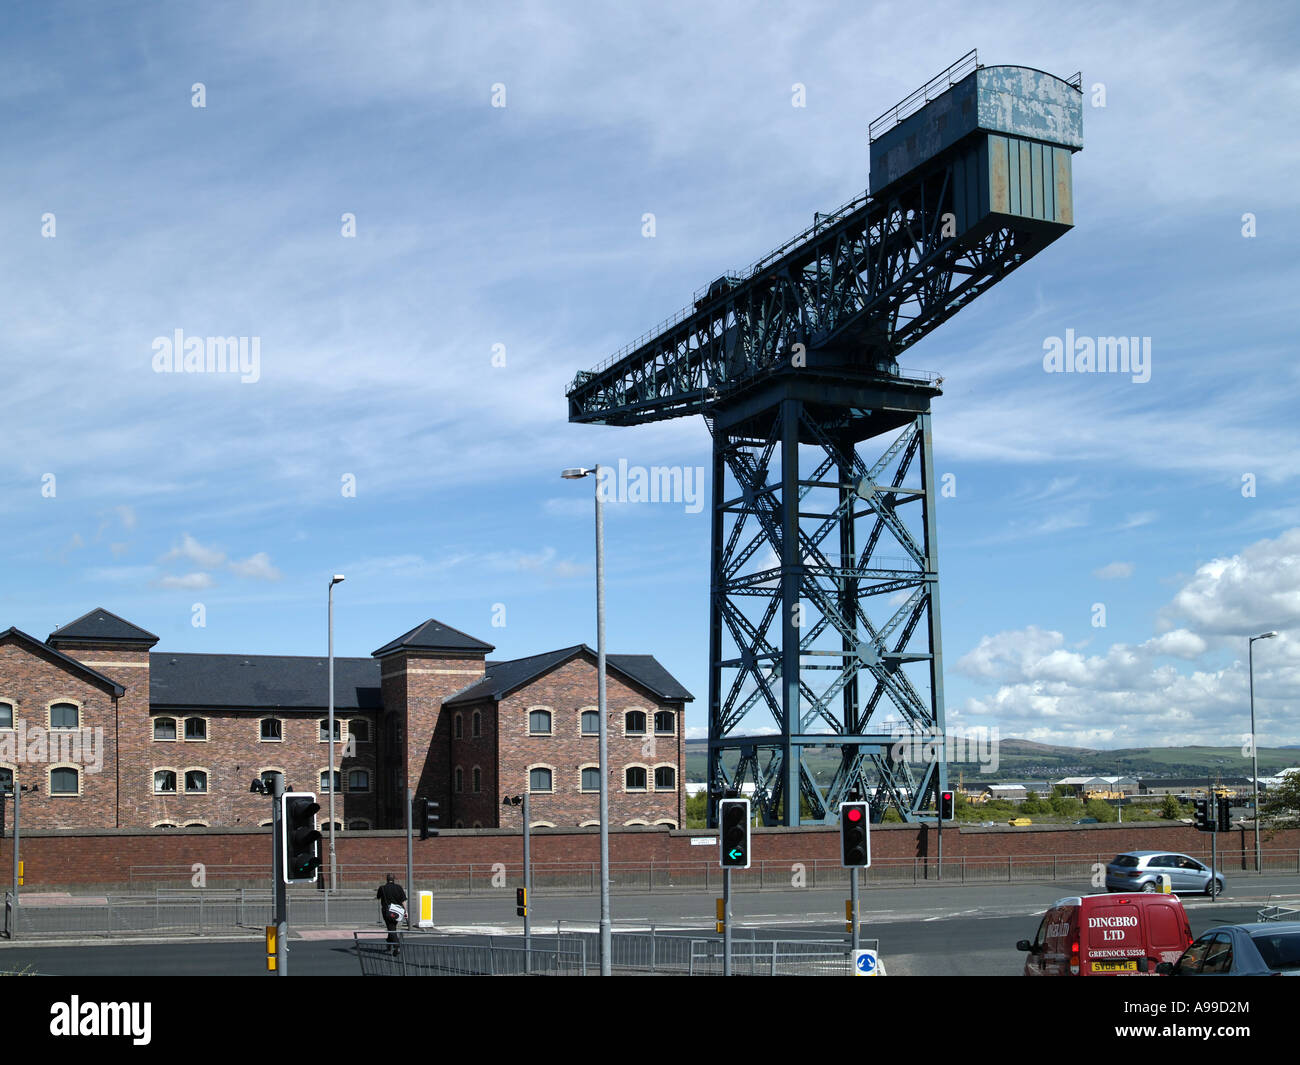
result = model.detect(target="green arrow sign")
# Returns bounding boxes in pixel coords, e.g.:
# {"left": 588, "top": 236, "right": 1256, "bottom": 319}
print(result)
{"left": 729, "top": 848, "right": 743, "bottom": 860}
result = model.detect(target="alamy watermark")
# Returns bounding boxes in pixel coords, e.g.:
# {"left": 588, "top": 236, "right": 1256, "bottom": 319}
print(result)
{"left": 889, "top": 725, "right": 1000, "bottom": 774}
{"left": 152, "top": 329, "right": 261, "bottom": 383}
{"left": 1042, "top": 329, "right": 1150, "bottom": 384}
{"left": 0, "top": 718, "right": 104, "bottom": 774}
{"left": 596, "top": 459, "right": 705, "bottom": 514}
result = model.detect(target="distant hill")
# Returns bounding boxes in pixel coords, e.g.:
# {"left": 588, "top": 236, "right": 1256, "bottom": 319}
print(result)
{"left": 684, "top": 737, "right": 1298, "bottom": 784}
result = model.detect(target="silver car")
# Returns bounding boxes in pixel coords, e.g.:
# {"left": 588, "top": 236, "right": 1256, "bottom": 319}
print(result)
{"left": 1105, "top": 850, "right": 1225, "bottom": 895}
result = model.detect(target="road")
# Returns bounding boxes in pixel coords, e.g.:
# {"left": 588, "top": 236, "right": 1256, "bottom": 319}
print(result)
{"left": 3, "top": 875, "right": 1294, "bottom": 976}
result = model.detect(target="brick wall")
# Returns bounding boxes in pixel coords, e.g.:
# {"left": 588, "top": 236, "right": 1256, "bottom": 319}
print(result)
{"left": 0, "top": 639, "right": 121, "bottom": 829}
{"left": 4, "top": 822, "right": 1299, "bottom": 890}
{"left": 491, "top": 656, "right": 685, "bottom": 831}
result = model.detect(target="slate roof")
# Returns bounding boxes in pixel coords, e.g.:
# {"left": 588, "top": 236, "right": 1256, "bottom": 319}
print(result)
{"left": 0, "top": 628, "right": 126, "bottom": 696}
{"left": 150, "top": 653, "right": 382, "bottom": 711}
{"left": 47, "top": 607, "right": 160, "bottom": 647}
{"left": 371, "top": 618, "right": 495, "bottom": 658}
{"left": 444, "top": 645, "right": 693, "bottom": 706}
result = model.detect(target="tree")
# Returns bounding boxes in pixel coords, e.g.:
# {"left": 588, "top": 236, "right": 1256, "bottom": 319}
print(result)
{"left": 1084, "top": 798, "right": 1116, "bottom": 823}
{"left": 1261, "top": 769, "right": 1300, "bottom": 832}
{"left": 685, "top": 789, "right": 708, "bottom": 828}
{"left": 1159, "top": 794, "right": 1181, "bottom": 820}
{"left": 1021, "top": 794, "right": 1043, "bottom": 815}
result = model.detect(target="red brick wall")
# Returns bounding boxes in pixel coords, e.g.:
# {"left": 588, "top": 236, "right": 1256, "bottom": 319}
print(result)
{"left": 448, "top": 700, "right": 497, "bottom": 828}
{"left": 0, "top": 638, "right": 121, "bottom": 829}
{"left": 491, "top": 656, "right": 685, "bottom": 830}
{"left": 4, "top": 822, "right": 1299, "bottom": 890}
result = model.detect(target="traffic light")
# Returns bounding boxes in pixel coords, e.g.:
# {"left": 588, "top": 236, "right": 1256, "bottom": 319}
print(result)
{"left": 718, "top": 798, "right": 751, "bottom": 869}
{"left": 1194, "top": 797, "right": 1210, "bottom": 832}
{"left": 839, "top": 802, "right": 870, "bottom": 867}
{"left": 1216, "top": 797, "right": 1231, "bottom": 833}
{"left": 419, "top": 798, "right": 440, "bottom": 840}
{"left": 516, "top": 887, "right": 527, "bottom": 917}
{"left": 939, "top": 790, "right": 955, "bottom": 821}
{"left": 281, "top": 792, "right": 322, "bottom": 884}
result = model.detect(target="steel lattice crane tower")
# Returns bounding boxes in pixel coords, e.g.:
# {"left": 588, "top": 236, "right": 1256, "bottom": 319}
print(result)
{"left": 567, "top": 52, "right": 1083, "bottom": 825}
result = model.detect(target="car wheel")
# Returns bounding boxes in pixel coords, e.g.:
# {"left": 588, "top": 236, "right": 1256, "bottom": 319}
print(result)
{"left": 1141, "top": 881, "right": 1156, "bottom": 893}
{"left": 1206, "top": 878, "right": 1223, "bottom": 896}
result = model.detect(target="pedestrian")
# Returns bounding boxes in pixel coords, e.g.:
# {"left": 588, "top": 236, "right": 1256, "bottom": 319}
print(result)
{"left": 376, "top": 873, "right": 407, "bottom": 955}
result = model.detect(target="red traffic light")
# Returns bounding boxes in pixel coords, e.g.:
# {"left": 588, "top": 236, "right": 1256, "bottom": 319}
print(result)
{"left": 847, "top": 808, "right": 862, "bottom": 822}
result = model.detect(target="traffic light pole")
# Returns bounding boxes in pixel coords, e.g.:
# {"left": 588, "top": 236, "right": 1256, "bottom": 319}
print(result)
{"left": 271, "top": 772, "right": 287, "bottom": 976}
{"left": 405, "top": 787, "right": 414, "bottom": 931}
{"left": 850, "top": 867, "right": 860, "bottom": 953}
{"left": 937, "top": 810, "right": 943, "bottom": 882}
{"left": 523, "top": 790, "right": 532, "bottom": 973}
{"left": 10, "top": 787, "right": 19, "bottom": 939}
{"left": 1210, "top": 797, "right": 1218, "bottom": 902}
{"left": 723, "top": 867, "right": 732, "bottom": 977}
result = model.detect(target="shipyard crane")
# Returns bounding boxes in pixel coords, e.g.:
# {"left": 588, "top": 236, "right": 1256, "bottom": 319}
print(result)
{"left": 567, "top": 51, "right": 1083, "bottom": 825}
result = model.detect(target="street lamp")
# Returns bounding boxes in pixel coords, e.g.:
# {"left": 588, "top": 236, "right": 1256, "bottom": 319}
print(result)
{"left": 1249, "top": 630, "right": 1277, "bottom": 872}
{"left": 562, "top": 464, "right": 610, "bottom": 976}
{"left": 328, "top": 574, "right": 345, "bottom": 893}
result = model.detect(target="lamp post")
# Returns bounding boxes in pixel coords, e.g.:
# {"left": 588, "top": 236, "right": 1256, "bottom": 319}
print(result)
{"left": 328, "top": 574, "right": 345, "bottom": 893}
{"left": 562, "top": 464, "right": 610, "bottom": 976}
{"left": 1249, "top": 630, "right": 1277, "bottom": 873}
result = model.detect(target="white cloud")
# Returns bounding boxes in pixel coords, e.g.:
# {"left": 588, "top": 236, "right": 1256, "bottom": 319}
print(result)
{"left": 229, "top": 552, "right": 282, "bottom": 581}
{"left": 1141, "top": 629, "right": 1207, "bottom": 660}
{"left": 162, "top": 534, "right": 226, "bottom": 569}
{"left": 1093, "top": 561, "right": 1135, "bottom": 580}
{"left": 1160, "top": 528, "right": 1300, "bottom": 636}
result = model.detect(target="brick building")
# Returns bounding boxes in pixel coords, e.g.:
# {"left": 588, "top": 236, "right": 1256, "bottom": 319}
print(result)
{"left": 0, "top": 608, "right": 691, "bottom": 832}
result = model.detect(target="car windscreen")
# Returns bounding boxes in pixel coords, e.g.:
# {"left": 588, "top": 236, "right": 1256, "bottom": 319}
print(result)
{"left": 1111, "top": 855, "right": 1139, "bottom": 868}
{"left": 1251, "top": 931, "right": 1300, "bottom": 972}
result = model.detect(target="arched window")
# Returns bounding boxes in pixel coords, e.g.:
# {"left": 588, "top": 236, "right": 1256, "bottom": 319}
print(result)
{"left": 472, "top": 767, "right": 481, "bottom": 793}
{"left": 347, "top": 820, "right": 370, "bottom": 831}
{"left": 454, "top": 714, "right": 464, "bottom": 739}
{"left": 154, "top": 717, "right": 176, "bottom": 741}
{"left": 529, "top": 767, "right": 553, "bottom": 793}
{"left": 581, "top": 710, "right": 599, "bottom": 736}
{"left": 455, "top": 767, "right": 464, "bottom": 793}
{"left": 350, "top": 719, "right": 370, "bottom": 743}
{"left": 348, "top": 769, "right": 370, "bottom": 792}
{"left": 260, "top": 718, "right": 282, "bottom": 741}
{"left": 625, "top": 711, "right": 646, "bottom": 736}
{"left": 581, "top": 767, "right": 601, "bottom": 792}
{"left": 184, "top": 770, "right": 208, "bottom": 794}
{"left": 472, "top": 711, "right": 481, "bottom": 738}
{"left": 50, "top": 703, "right": 80, "bottom": 730}
{"left": 154, "top": 770, "right": 177, "bottom": 794}
{"left": 320, "top": 770, "right": 341, "bottom": 793}
{"left": 654, "top": 766, "right": 676, "bottom": 790}
{"left": 0, "top": 702, "right": 13, "bottom": 729}
{"left": 50, "top": 766, "right": 80, "bottom": 795}
{"left": 625, "top": 766, "right": 647, "bottom": 790}
{"left": 0, "top": 768, "right": 14, "bottom": 794}
{"left": 319, "top": 719, "right": 341, "bottom": 742}
{"left": 184, "top": 717, "right": 207, "bottom": 741}
{"left": 529, "top": 709, "right": 552, "bottom": 735}
{"left": 654, "top": 710, "right": 675, "bottom": 735}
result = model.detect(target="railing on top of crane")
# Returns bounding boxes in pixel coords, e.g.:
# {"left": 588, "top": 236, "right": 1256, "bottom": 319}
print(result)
{"left": 566, "top": 190, "right": 876, "bottom": 398}
{"left": 868, "top": 49, "right": 979, "bottom": 143}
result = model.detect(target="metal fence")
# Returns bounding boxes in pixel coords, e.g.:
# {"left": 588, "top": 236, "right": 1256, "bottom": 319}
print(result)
{"left": 354, "top": 932, "right": 586, "bottom": 976}
{"left": 353, "top": 929, "right": 855, "bottom": 976}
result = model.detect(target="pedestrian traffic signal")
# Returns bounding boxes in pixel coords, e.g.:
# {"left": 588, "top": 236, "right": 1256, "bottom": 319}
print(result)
{"left": 839, "top": 802, "right": 870, "bottom": 867}
{"left": 419, "top": 798, "right": 440, "bottom": 840}
{"left": 1216, "top": 797, "right": 1231, "bottom": 833}
{"left": 718, "top": 798, "right": 750, "bottom": 869}
{"left": 939, "top": 790, "right": 955, "bottom": 821}
{"left": 281, "top": 792, "right": 322, "bottom": 884}
{"left": 516, "top": 887, "right": 527, "bottom": 917}
{"left": 1194, "top": 797, "right": 1210, "bottom": 832}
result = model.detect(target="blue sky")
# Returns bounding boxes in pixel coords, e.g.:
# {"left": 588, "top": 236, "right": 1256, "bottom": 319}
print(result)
{"left": 2, "top": 1, "right": 1298, "bottom": 753}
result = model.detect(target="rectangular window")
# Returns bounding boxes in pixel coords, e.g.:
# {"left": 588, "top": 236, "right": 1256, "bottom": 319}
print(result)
{"left": 184, "top": 718, "right": 207, "bottom": 741}
{"left": 260, "top": 719, "right": 282, "bottom": 741}
{"left": 154, "top": 718, "right": 176, "bottom": 740}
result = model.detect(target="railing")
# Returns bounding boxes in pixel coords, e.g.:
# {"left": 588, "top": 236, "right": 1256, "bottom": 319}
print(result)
{"left": 354, "top": 928, "right": 855, "bottom": 977}
{"left": 869, "top": 49, "right": 979, "bottom": 142}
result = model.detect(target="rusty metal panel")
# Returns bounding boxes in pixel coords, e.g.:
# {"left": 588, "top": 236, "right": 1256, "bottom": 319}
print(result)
{"left": 870, "top": 64, "right": 1082, "bottom": 197}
